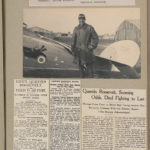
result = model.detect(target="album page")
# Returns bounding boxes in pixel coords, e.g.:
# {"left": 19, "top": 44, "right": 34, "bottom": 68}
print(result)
{"left": 4, "top": 0, "right": 148, "bottom": 150}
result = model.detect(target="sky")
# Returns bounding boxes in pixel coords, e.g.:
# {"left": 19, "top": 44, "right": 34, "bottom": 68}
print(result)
{"left": 24, "top": 8, "right": 140, "bottom": 35}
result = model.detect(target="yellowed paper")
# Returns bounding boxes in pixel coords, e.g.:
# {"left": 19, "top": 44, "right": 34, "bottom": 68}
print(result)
{"left": 14, "top": 80, "right": 49, "bottom": 150}
{"left": 4, "top": 0, "right": 147, "bottom": 150}
{"left": 13, "top": 79, "right": 147, "bottom": 150}
{"left": 82, "top": 88, "right": 147, "bottom": 150}
{"left": 49, "top": 80, "right": 81, "bottom": 149}
{"left": 29, "top": 0, "right": 135, "bottom": 7}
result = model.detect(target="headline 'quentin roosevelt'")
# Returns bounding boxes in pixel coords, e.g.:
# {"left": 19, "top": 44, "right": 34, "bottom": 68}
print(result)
{"left": 82, "top": 89, "right": 134, "bottom": 96}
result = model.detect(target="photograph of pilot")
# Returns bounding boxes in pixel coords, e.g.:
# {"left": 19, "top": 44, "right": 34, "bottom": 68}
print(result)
{"left": 23, "top": 8, "right": 141, "bottom": 79}
{"left": 72, "top": 14, "right": 99, "bottom": 78}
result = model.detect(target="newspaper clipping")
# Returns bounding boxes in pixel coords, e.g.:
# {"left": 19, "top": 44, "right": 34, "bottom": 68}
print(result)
{"left": 14, "top": 80, "right": 49, "bottom": 150}
{"left": 49, "top": 80, "right": 81, "bottom": 149}
{"left": 14, "top": 80, "right": 147, "bottom": 150}
{"left": 82, "top": 88, "right": 146, "bottom": 150}
{"left": 29, "top": 0, "right": 135, "bottom": 7}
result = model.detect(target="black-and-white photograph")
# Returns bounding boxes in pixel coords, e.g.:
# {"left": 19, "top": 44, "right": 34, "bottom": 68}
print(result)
{"left": 23, "top": 8, "right": 140, "bottom": 78}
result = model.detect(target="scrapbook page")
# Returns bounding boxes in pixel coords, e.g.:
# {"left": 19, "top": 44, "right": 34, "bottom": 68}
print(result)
{"left": 3, "top": 0, "right": 148, "bottom": 150}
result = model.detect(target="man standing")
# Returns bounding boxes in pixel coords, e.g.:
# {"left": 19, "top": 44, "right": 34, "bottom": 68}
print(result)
{"left": 72, "top": 14, "right": 99, "bottom": 78}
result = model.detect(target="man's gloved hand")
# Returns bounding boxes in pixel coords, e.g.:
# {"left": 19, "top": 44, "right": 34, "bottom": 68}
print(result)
{"left": 88, "top": 45, "right": 94, "bottom": 51}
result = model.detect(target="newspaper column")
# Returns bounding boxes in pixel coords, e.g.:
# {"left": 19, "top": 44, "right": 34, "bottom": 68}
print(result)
{"left": 49, "top": 80, "right": 81, "bottom": 150}
{"left": 14, "top": 80, "right": 49, "bottom": 150}
{"left": 81, "top": 89, "right": 147, "bottom": 150}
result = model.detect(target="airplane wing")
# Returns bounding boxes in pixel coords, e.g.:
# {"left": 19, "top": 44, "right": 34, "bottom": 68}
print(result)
{"left": 110, "top": 60, "right": 140, "bottom": 78}
{"left": 98, "top": 40, "right": 140, "bottom": 78}
{"left": 99, "top": 40, "right": 140, "bottom": 67}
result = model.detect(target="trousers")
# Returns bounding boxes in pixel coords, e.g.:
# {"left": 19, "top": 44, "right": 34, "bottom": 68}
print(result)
{"left": 79, "top": 63, "right": 94, "bottom": 78}
{"left": 73, "top": 49, "right": 94, "bottom": 78}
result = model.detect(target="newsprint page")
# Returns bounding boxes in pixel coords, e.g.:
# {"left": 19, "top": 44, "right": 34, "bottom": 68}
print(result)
{"left": 14, "top": 80, "right": 147, "bottom": 150}
{"left": 4, "top": 0, "right": 148, "bottom": 150}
